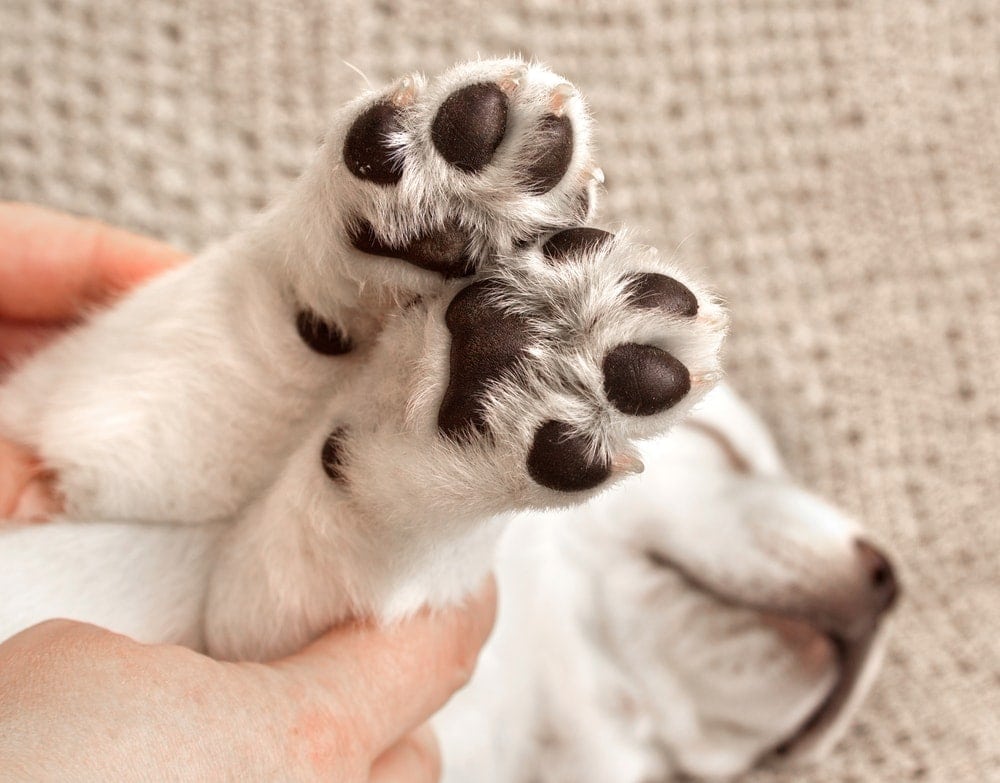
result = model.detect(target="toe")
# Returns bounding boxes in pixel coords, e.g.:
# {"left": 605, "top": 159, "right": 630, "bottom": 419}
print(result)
{"left": 541, "top": 227, "right": 613, "bottom": 264}
{"left": 320, "top": 428, "right": 349, "bottom": 482}
{"left": 521, "top": 114, "right": 574, "bottom": 195}
{"left": 622, "top": 272, "right": 699, "bottom": 317}
{"left": 602, "top": 343, "right": 691, "bottom": 416}
{"left": 344, "top": 101, "right": 405, "bottom": 185}
{"left": 296, "top": 311, "right": 353, "bottom": 355}
{"left": 431, "top": 83, "right": 509, "bottom": 173}
{"left": 526, "top": 420, "right": 610, "bottom": 492}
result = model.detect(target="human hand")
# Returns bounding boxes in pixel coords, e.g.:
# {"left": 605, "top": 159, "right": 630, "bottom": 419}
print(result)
{"left": 0, "top": 576, "right": 496, "bottom": 782}
{"left": 0, "top": 202, "right": 186, "bottom": 519}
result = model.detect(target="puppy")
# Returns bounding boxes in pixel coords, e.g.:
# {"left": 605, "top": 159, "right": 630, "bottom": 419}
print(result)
{"left": 435, "top": 384, "right": 898, "bottom": 782}
{"left": 0, "top": 59, "right": 726, "bottom": 661}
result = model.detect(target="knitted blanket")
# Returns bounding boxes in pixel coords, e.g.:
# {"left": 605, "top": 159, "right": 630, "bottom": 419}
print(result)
{"left": 2, "top": 2, "right": 997, "bottom": 779}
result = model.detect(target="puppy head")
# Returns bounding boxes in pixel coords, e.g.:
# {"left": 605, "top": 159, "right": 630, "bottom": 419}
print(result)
{"left": 568, "top": 400, "right": 899, "bottom": 779}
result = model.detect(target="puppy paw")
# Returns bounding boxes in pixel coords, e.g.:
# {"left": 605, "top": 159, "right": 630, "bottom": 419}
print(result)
{"left": 319, "top": 227, "right": 726, "bottom": 533}
{"left": 432, "top": 228, "right": 727, "bottom": 495}
{"left": 204, "top": 228, "right": 727, "bottom": 650}
{"left": 320, "top": 58, "right": 600, "bottom": 285}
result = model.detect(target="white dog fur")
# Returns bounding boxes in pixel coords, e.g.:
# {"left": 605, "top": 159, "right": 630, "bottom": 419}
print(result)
{"left": 0, "top": 58, "right": 603, "bottom": 526}
{"left": 0, "top": 59, "right": 725, "bottom": 662}
{"left": 0, "top": 385, "right": 896, "bottom": 780}
{"left": 0, "top": 58, "right": 894, "bottom": 779}
{"left": 435, "top": 384, "right": 897, "bottom": 782}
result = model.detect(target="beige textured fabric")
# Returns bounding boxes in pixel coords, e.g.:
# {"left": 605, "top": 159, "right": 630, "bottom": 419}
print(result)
{"left": 2, "top": 1, "right": 997, "bottom": 780}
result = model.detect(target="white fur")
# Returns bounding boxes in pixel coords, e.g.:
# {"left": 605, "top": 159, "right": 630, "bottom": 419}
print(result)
{"left": 435, "top": 385, "right": 896, "bottom": 782}
{"left": 200, "top": 235, "right": 725, "bottom": 659}
{"left": 0, "top": 386, "right": 893, "bottom": 781}
{"left": 0, "top": 59, "right": 726, "bottom": 660}
{"left": 0, "top": 57, "right": 886, "bottom": 780}
{"left": 0, "top": 57, "right": 598, "bottom": 525}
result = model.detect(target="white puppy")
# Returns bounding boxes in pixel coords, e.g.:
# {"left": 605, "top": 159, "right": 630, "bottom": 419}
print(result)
{"left": 0, "top": 384, "right": 897, "bottom": 781}
{"left": 436, "top": 384, "right": 898, "bottom": 782}
{"left": 0, "top": 59, "right": 726, "bottom": 661}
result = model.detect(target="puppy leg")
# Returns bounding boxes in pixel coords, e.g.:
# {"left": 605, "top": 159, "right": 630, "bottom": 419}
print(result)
{"left": 0, "top": 58, "right": 599, "bottom": 524}
{"left": 204, "top": 230, "right": 727, "bottom": 661}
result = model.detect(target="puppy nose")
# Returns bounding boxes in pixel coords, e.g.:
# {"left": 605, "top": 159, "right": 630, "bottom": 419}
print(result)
{"left": 855, "top": 539, "right": 899, "bottom": 614}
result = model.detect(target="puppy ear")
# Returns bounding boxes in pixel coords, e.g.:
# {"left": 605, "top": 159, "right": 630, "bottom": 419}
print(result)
{"left": 772, "top": 622, "right": 893, "bottom": 765}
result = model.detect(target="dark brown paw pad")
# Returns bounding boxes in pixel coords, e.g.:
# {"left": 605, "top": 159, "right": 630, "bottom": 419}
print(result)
{"left": 343, "top": 102, "right": 404, "bottom": 185}
{"left": 431, "top": 83, "right": 509, "bottom": 173}
{"left": 321, "top": 427, "right": 348, "bottom": 482}
{"left": 522, "top": 114, "right": 574, "bottom": 195}
{"left": 603, "top": 343, "right": 690, "bottom": 416}
{"left": 431, "top": 83, "right": 574, "bottom": 194}
{"left": 297, "top": 311, "right": 352, "bottom": 355}
{"left": 437, "top": 281, "right": 532, "bottom": 438}
{"left": 526, "top": 420, "right": 611, "bottom": 492}
{"left": 623, "top": 272, "right": 698, "bottom": 318}
{"left": 348, "top": 219, "right": 477, "bottom": 278}
{"left": 542, "top": 227, "right": 614, "bottom": 263}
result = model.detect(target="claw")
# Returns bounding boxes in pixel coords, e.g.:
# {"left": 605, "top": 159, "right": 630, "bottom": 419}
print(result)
{"left": 698, "top": 310, "right": 726, "bottom": 328}
{"left": 691, "top": 370, "right": 724, "bottom": 387}
{"left": 391, "top": 75, "right": 418, "bottom": 107}
{"left": 549, "top": 82, "right": 576, "bottom": 116}
{"left": 589, "top": 166, "right": 605, "bottom": 185}
{"left": 611, "top": 451, "right": 645, "bottom": 476}
{"left": 498, "top": 65, "right": 528, "bottom": 95}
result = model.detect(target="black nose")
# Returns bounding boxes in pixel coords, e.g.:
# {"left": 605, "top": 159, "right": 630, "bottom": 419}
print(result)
{"left": 855, "top": 539, "right": 900, "bottom": 613}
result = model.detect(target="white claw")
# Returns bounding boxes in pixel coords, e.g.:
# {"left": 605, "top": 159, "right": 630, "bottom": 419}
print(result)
{"left": 549, "top": 82, "right": 576, "bottom": 115}
{"left": 698, "top": 310, "right": 725, "bottom": 328}
{"left": 498, "top": 66, "right": 528, "bottom": 95}
{"left": 391, "top": 75, "right": 418, "bottom": 107}
{"left": 691, "top": 371, "right": 724, "bottom": 387}
{"left": 590, "top": 166, "right": 605, "bottom": 185}
{"left": 612, "top": 452, "right": 645, "bottom": 476}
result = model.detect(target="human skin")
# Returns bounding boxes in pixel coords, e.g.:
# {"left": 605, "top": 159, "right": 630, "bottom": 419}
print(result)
{"left": 0, "top": 203, "right": 497, "bottom": 782}
{"left": 0, "top": 202, "right": 187, "bottom": 518}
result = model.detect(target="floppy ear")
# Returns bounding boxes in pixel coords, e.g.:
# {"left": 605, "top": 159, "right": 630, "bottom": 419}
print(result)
{"left": 773, "top": 621, "right": 892, "bottom": 765}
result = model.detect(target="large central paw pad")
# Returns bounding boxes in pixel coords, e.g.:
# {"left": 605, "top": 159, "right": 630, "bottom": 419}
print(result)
{"left": 437, "top": 229, "right": 727, "bottom": 493}
{"left": 330, "top": 58, "right": 600, "bottom": 282}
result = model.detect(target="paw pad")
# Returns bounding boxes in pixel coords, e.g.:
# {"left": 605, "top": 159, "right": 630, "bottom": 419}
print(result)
{"left": 431, "top": 83, "right": 509, "bottom": 173}
{"left": 623, "top": 272, "right": 698, "bottom": 318}
{"left": 527, "top": 420, "right": 610, "bottom": 492}
{"left": 542, "top": 227, "right": 613, "bottom": 263}
{"left": 437, "top": 282, "right": 532, "bottom": 438}
{"left": 343, "top": 102, "right": 404, "bottom": 185}
{"left": 321, "top": 428, "right": 348, "bottom": 482}
{"left": 521, "top": 114, "right": 574, "bottom": 195}
{"left": 602, "top": 343, "right": 690, "bottom": 416}
{"left": 349, "top": 219, "right": 476, "bottom": 278}
{"left": 297, "top": 311, "right": 352, "bottom": 355}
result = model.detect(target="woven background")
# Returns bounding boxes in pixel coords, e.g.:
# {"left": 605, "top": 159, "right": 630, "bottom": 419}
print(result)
{"left": 2, "top": 1, "right": 998, "bottom": 780}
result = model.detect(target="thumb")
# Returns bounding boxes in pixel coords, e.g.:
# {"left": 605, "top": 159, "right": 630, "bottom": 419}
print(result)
{"left": 274, "top": 575, "right": 497, "bottom": 758}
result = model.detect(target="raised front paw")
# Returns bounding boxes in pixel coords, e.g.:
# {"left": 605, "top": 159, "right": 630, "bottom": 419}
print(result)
{"left": 433, "top": 228, "right": 727, "bottom": 494}
{"left": 204, "top": 227, "right": 727, "bottom": 651}
{"left": 322, "top": 58, "right": 600, "bottom": 284}
{"left": 324, "top": 228, "right": 726, "bottom": 523}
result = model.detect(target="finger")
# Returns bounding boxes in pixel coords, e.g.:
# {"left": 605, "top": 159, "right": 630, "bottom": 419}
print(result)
{"left": 368, "top": 724, "right": 441, "bottom": 783}
{"left": 0, "top": 618, "right": 129, "bottom": 664}
{"left": 0, "top": 202, "right": 188, "bottom": 321}
{"left": 275, "top": 575, "right": 497, "bottom": 757}
{"left": 0, "top": 438, "right": 61, "bottom": 521}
